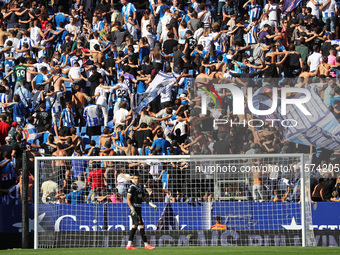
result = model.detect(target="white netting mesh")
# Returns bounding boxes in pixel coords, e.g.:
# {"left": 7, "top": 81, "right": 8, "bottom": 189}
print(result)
{"left": 34, "top": 154, "right": 315, "bottom": 248}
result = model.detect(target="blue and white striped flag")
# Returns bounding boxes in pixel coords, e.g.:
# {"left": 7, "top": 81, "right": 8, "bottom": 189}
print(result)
{"left": 252, "top": 86, "right": 340, "bottom": 151}
{"left": 133, "top": 72, "right": 176, "bottom": 115}
{"left": 283, "top": 0, "right": 303, "bottom": 13}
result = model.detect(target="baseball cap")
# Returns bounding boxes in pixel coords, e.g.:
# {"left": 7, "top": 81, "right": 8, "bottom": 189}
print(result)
{"left": 12, "top": 122, "right": 19, "bottom": 127}
{"left": 5, "top": 136, "right": 12, "bottom": 142}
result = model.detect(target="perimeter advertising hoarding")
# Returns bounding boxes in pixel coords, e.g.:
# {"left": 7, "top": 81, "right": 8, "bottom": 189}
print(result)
{"left": 1, "top": 203, "right": 340, "bottom": 248}
{"left": 1, "top": 202, "right": 340, "bottom": 233}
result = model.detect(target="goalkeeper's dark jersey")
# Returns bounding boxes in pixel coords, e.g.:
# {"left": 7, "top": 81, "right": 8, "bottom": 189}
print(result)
{"left": 127, "top": 184, "right": 148, "bottom": 208}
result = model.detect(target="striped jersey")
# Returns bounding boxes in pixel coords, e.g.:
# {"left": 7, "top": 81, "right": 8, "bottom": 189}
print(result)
{"left": 246, "top": 24, "right": 258, "bottom": 44}
{"left": 46, "top": 91, "right": 63, "bottom": 113}
{"left": 321, "top": 0, "right": 336, "bottom": 17}
{"left": 247, "top": 4, "right": 262, "bottom": 23}
{"left": 122, "top": 3, "right": 136, "bottom": 22}
{"left": 92, "top": 21, "right": 104, "bottom": 32}
{"left": 0, "top": 93, "right": 8, "bottom": 113}
{"left": 17, "top": 37, "right": 35, "bottom": 50}
{"left": 0, "top": 160, "right": 16, "bottom": 181}
{"left": 83, "top": 104, "right": 102, "bottom": 127}
{"left": 7, "top": 184, "right": 20, "bottom": 205}
{"left": 61, "top": 108, "right": 75, "bottom": 128}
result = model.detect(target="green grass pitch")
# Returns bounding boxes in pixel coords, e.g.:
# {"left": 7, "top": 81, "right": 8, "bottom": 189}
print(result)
{"left": 1, "top": 247, "right": 340, "bottom": 255}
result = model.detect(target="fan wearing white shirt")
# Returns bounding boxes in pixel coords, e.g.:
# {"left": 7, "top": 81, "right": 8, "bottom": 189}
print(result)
{"left": 144, "top": 25, "right": 156, "bottom": 50}
{"left": 89, "top": 32, "right": 100, "bottom": 51}
{"left": 93, "top": 78, "right": 111, "bottom": 127}
{"left": 264, "top": 0, "right": 279, "bottom": 27}
{"left": 70, "top": 9, "right": 82, "bottom": 30}
{"left": 4, "top": 30, "right": 19, "bottom": 60}
{"left": 320, "top": 0, "right": 337, "bottom": 31}
{"left": 191, "top": 0, "right": 202, "bottom": 13}
{"left": 160, "top": 24, "right": 171, "bottom": 44}
{"left": 198, "top": 3, "right": 212, "bottom": 28}
{"left": 124, "top": 16, "right": 140, "bottom": 42}
{"left": 307, "top": 0, "right": 320, "bottom": 19}
{"left": 160, "top": 7, "right": 172, "bottom": 36}
{"left": 65, "top": 17, "right": 79, "bottom": 37}
{"left": 29, "top": 20, "right": 44, "bottom": 46}
{"left": 64, "top": 62, "right": 83, "bottom": 81}
{"left": 113, "top": 101, "right": 131, "bottom": 128}
{"left": 307, "top": 44, "right": 322, "bottom": 73}
{"left": 32, "top": 57, "right": 51, "bottom": 72}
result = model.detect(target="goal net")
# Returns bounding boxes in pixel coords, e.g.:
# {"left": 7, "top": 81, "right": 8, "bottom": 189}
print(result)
{"left": 34, "top": 154, "right": 315, "bottom": 248}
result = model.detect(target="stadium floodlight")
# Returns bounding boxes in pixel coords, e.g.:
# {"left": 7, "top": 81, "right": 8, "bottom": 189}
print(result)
{"left": 34, "top": 154, "right": 315, "bottom": 248}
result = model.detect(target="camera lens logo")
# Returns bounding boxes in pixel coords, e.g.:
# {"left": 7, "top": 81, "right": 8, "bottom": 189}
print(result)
{"left": 198, "top": 83, "right": 222, "bottom": 111}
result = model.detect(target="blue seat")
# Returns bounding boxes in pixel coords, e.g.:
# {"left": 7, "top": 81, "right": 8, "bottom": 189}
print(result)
{"left": 92, "top": 135, "right": 101, "bottom": 145}
{"left": 64, "top": 81, "right": 72, "bottom": 88}
{"left": 82, "top": 136, "right": 90, "bottom": 145}
{"left": 81, "top": 126, "right": 87, "bottom": 136}
{"left": 107, "top": 120, "right": 114, "bottom": 130}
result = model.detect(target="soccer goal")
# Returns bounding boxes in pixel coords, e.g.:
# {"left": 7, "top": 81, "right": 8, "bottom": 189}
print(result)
{"left": 34, "top": 154, "right": 315, "bottom": 248}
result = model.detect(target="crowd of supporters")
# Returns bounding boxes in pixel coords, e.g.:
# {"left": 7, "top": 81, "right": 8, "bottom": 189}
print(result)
{"left": 0, "top": 0, "right": 339, "bottom": 204}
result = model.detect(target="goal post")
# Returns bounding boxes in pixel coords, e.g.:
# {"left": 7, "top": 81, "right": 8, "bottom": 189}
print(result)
{"left": 34, "top": 154, "right": 315, "bottom": 249}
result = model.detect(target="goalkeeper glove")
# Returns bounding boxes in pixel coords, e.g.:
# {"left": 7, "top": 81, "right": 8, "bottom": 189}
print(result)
{"left": 130, "top": 206, "right": 136, "bottom": 216}
{"left": 149, "top": 202, "right": 158, "bottom": 211}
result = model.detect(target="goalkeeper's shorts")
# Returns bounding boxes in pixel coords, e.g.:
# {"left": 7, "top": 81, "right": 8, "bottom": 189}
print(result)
{"left": 131, "top": 206, "right": 144, "bottom": 226}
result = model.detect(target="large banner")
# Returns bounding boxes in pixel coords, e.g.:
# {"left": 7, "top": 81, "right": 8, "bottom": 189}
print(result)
{"left": 252, "top": 86, "right": 340, "bottom": 151}
{"left": 134, "top": 72, "right": 176, "bottom": 114}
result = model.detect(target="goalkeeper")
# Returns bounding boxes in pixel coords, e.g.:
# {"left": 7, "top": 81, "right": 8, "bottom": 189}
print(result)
{"left": 126, "top": 174, "right": 158, "bottom": 250}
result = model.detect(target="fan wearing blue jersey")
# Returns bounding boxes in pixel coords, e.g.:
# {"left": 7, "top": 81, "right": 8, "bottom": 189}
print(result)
{"left": 150, "top": 131, "right": 171, "bottom": 155}
{"left": 121, "top": 0, "right": 137, "bottom": 24}
{"left": 243, "top": 0, "right": 263, "bottom": 23}
{"left": 17, "top": 31, "right": 35, "bottom": 53}
{"left": 31, "top": 66, "right": 49, "bottom": 93}
{"left": 0, "top": 86, "right": 8, "bottom": 122}
{"left": 245, "top": 18, "right": 260, "bottom": 45}
{"left": 52, "top": 6, "right": 69, "bottom": 27}
{"left": 59, "top": 101, "right": 76, "bottom": 135}
{"left": 0, "top": 151, "right": 17, "bottom": 190}
{"left": 41, "top": 86, "right": 64, "bottom": 136}
{"left": 83, "top": 97, "right": 102, "bottom": 138}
